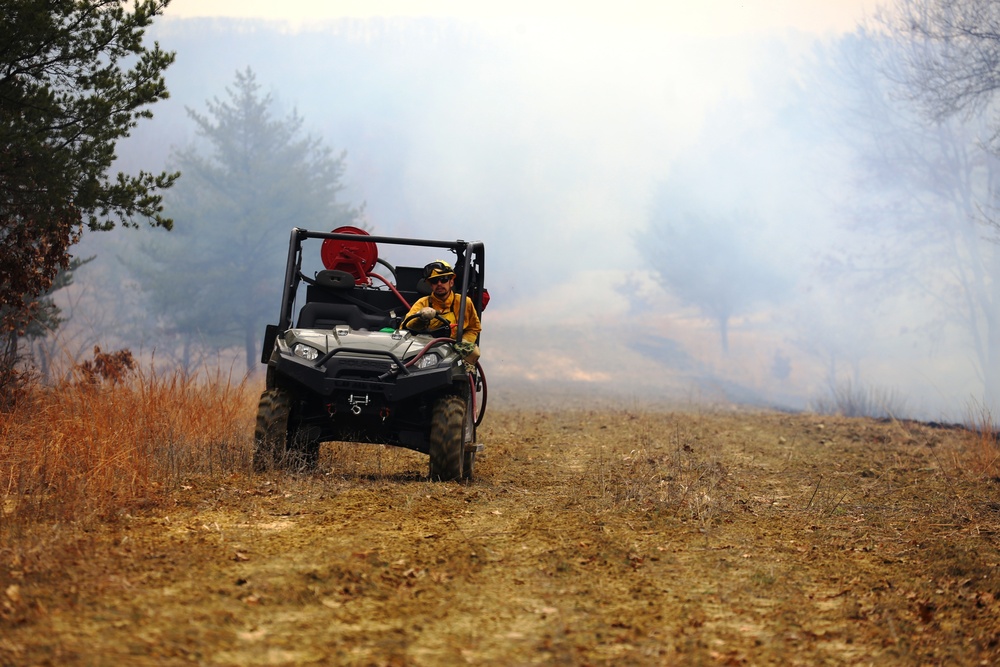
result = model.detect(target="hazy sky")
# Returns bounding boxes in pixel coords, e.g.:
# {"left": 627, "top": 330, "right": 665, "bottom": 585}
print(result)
{"left": 163, "top": 0, "right": 873, "bottom": 36}
{"left": 149, "top": 0, "right": 881, "bottom": 314}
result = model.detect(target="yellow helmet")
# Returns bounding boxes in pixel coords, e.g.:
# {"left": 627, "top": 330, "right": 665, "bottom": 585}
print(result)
{"left": 423, "top": 260, "right": 455, "bottom": 279}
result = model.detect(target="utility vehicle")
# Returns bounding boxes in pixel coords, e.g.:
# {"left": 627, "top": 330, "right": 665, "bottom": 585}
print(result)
{"left": 256, "top": 227, "right": 488, "bottom": 480}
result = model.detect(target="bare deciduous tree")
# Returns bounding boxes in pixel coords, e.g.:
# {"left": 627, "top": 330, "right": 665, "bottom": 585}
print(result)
{"left": 882, "top": 0, "right": 1000, "bottom": 128}
{"left": 826, "top": 19, "right": 1000, "bottom": 406}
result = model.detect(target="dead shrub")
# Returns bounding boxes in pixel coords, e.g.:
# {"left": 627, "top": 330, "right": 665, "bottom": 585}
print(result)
{"left": 812, "top": 380, "right": 906, "bottom": 419}
{"left": 74, "top": 345, "right": 135, "bottom": 385}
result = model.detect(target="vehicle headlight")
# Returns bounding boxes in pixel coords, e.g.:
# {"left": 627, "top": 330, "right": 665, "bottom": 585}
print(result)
{"left": 415, "top": 352, "right": 441, "bottom": 369}
{"left": 293, "top": 343, "right": 320, "bottom": 361}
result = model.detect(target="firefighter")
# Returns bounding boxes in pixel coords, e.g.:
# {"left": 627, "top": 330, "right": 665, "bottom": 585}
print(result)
{"left": 405, "top": 260, "right": 481, "bottom": 365}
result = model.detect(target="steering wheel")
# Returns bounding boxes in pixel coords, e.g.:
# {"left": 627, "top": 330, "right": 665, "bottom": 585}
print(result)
{"left": 401, "top": 312, "right": 452, "bottom": 337}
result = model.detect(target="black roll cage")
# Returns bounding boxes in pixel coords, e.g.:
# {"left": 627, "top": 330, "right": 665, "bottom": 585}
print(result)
{"left": 276, "top": 228, "right": 486, "bottom": 342}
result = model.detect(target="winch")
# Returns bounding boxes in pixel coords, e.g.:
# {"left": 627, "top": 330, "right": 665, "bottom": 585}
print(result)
{"left": 347, "top": 393, "right": 369, "bottom": 415}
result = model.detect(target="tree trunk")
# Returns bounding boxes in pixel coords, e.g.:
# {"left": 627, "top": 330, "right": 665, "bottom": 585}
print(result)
{"left": 718, "top": 316, "right": 729, "bottom": 354}
{"left": 0, "top": 331, "right": 22, "bottom": 407}
{"left": 984, "top": 304, "right": 1000, "bottom": 412}
{"left": 182, "top": 338, "right": 191, "bottom": 375}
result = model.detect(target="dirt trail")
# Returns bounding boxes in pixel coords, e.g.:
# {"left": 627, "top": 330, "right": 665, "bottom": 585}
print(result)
{"left": 3, "top": 409, "right": 1000, "bottom": 665}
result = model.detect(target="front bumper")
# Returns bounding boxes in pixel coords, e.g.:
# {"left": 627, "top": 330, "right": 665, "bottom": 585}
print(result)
{"left": 271, "top": 351, "right": 459, "bottom": 403}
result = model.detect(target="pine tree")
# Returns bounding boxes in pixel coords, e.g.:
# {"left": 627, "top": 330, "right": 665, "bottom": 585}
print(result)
{"left": 130, "top": 68, "right": 362, "bottom": 372}
{"left": 0, "top": 0, "right": 177, "bottom": 335}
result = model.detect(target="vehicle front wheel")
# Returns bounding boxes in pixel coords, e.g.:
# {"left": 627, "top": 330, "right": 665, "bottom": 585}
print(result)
{"left": 254, "top": 388, "right": 320, "bottom": 471}
{"left": 254, "top": 388, "right": 292, "bottom": 472}
{"left": 429, "top": 395, "right": 465, "bottom": 481}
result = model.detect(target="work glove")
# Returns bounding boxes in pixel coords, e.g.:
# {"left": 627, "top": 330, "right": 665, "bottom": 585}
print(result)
{"left": 419, "top": 307, "right": 437, "bottom": 321}
{"left": 453, "top": 341, "right": 476, "bottom": 357}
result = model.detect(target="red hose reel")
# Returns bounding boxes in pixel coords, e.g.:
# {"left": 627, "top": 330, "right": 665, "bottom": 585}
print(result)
{"left": 320, "top": 226, "right": 378, "bottom": 284}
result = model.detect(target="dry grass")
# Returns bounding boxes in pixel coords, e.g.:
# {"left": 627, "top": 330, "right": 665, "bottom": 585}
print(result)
{"left": 3, "top": 371, "right": 1000, "bottom": 664}
{"left": 3, "top": 368, "right": 996, "bottom": 530}
{"left": 583, "top": 412, "right": 730, "bottom": 525}
{"left": 0, "top": 364, "right": 257, "bottom": 527}
{"left": 963, "top": 399, "right": 1000, "bottom": 479}
{"left": 812, "top": 380, "right": 907, "bottom": 419}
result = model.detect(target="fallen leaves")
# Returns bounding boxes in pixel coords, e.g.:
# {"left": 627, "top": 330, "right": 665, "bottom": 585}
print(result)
{"left": 2, "top": 409, "right": 1000, "bottom": 666}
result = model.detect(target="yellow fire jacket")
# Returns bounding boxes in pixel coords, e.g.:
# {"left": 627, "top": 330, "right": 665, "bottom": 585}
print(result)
{"left": 405, "top": 291, "right": 482, "bottom": 343}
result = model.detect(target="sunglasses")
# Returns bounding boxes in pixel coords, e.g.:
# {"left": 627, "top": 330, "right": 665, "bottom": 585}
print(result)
{"left": 427, "top": 275, "right": 452, "bottom": 285}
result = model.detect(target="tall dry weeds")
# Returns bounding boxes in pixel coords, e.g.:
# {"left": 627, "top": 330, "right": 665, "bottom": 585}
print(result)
{"left": 586, "top": 412, "right": 730, "bottom": 525}
{"left": 961, "top": 399, "right": 1000, "bottom": 478}
{"left": 812, "top": 380, "right": 906, "bottom": 419}
{"left": 0, "top": 363, "right": 257, "bottom": 528}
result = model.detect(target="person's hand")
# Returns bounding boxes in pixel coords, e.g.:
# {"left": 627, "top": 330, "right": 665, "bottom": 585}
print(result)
{"left": 419, "top": 307, "right": 437, "bottom": 321}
